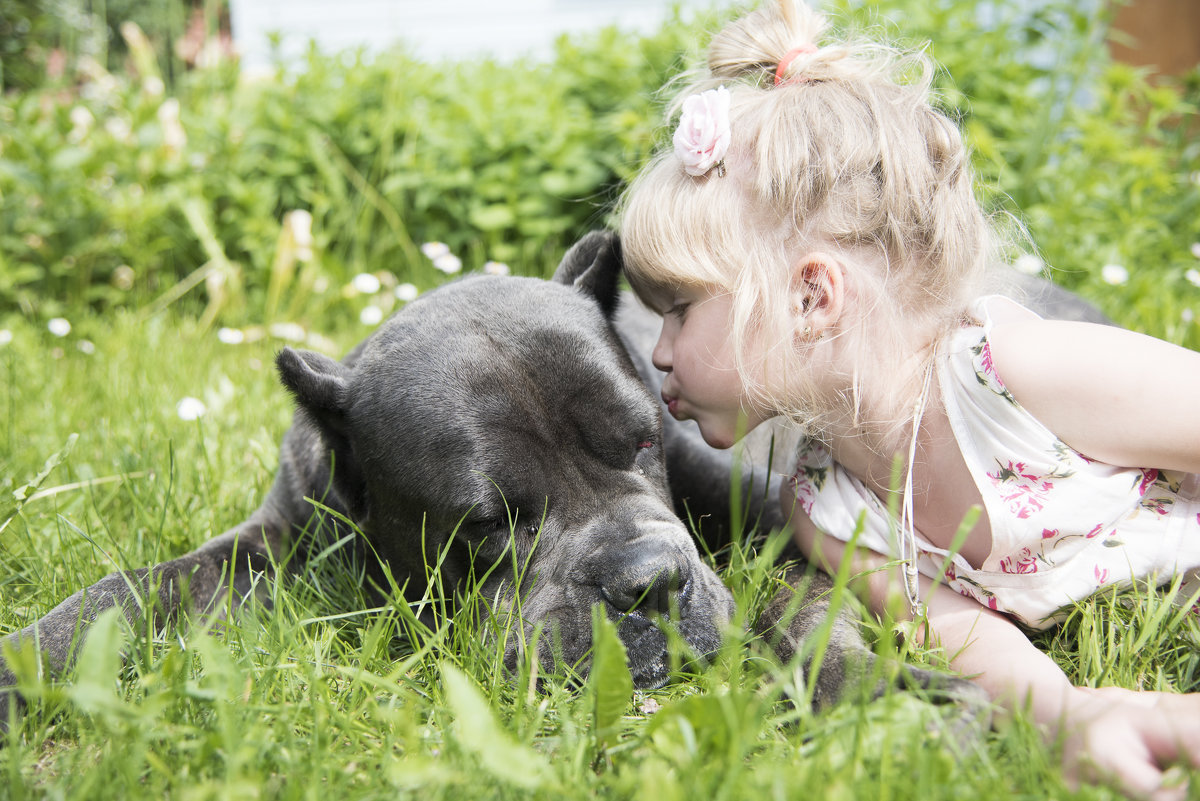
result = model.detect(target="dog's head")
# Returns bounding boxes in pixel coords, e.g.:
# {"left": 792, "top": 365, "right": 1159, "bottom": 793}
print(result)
{"left": 275, "top": 232, "right": 734, "bottom": 687}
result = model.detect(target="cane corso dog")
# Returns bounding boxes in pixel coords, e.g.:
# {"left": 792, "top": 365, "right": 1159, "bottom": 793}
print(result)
{"left": 0, "top": 231, "right": 1104, "bottom": 729}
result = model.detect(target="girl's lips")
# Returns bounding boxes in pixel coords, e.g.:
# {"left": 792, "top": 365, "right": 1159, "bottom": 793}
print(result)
{"left": 662, "top": 393, "right": 679, "bottom": 417}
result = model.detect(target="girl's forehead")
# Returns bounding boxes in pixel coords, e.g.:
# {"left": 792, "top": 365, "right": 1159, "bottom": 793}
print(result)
{"left": 634, "top": 274, "right": 721, "bottom": 314}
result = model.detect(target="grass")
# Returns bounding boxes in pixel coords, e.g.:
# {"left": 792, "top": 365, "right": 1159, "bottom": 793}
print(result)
{"left": 2, "top": 297, "right": 1200, "bottom": 800}
{"left": 1, "top": 1, "right": 1198, "bottom": 795}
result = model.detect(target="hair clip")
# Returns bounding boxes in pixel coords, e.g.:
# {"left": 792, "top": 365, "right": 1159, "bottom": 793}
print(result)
{"left": 673, "top": 86, "right": 731, "bottom": 177}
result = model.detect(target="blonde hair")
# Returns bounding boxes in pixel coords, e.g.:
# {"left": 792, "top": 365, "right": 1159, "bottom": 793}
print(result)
{"left": 619, "top": 0, "right": 997, "bottom": 442}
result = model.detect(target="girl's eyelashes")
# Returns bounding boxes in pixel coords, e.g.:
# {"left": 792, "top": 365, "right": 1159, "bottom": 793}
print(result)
{"left": 667, "top": 302, "right": 690, "bottom": 319}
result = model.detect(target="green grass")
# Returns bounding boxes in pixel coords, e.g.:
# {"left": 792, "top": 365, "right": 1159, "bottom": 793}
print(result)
{"left": 2, "top": 301, "right": 1200, "bottom": 800}
{"left": 2, "top": 0, "right": 1199, "bottom": 796}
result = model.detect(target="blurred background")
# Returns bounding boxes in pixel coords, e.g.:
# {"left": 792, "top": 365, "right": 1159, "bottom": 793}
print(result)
{"left": 0, "top": 0, "right": 1197, "bottom": 344}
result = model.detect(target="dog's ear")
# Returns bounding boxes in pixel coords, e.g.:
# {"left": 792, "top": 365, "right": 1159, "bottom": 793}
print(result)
{"left": 552, "top": 230, "right": 622, "bottom": 318}
{"left": 276, "top": 347, "right": 370, "bottom": 519}
{"left": 276, "top": 347, "right": 351, "bottom": 434}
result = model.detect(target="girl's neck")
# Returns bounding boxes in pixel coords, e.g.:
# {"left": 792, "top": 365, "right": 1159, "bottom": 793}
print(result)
{"left": 820, "top": 342, "right": 939, "bottom": 484}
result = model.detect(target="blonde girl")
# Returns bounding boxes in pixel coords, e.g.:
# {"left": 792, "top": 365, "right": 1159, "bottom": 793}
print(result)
{"left": 618, "top": 1, "right": 1200, "bottom": 798}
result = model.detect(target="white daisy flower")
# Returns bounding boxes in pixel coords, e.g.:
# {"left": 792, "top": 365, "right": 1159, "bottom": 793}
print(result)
{"left": 268, "top": 322, "right": 306, "bottom": 342}
{"left": 433, "top": 253, "right": 462, "bottom": 275}
{"left": 48, "top": 318, "right": 71, "bottom": 337}
{"left": 360, "top": 305, "right": 384, "bottom": 326}
{"left": 421, "top": 241, "right": 451, "bottom": 260}
{"left": 395, "top": 283, "right": 419, "bottom": 302}
{"left": 0, "top": 330, "right": 12, "bottom": 347}
{"left": 286, "top": 209, "right": 314, "bottom": 262}
{"left": 352, "top": 272, "right": 382, "bottom": 295}
{"left": 77, "top": 340, "right": 95, "bottom": 355}
{"left": 176, "top": 397, "right": 207, "bottom": 421}
{"left": 1100, "top": 264, "right": 1128, "bottom": 286}
{"left": 482, "top": 261, "right": 511, "bottom": 276}
{"left": 1185, "top": 269, "right": 1200, "bottom": 288}
{"left": 217, "top": 327, "right": 246, "bottom": 345}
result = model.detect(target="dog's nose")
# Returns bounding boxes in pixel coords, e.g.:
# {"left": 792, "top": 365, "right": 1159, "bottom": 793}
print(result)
{"left": 601, "top": 545, "right": 688, "bottom": 615}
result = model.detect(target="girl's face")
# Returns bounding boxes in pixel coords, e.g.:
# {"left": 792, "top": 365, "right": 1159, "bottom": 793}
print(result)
{"left": 651, "top": 285, "right": 773, "bottom": 449}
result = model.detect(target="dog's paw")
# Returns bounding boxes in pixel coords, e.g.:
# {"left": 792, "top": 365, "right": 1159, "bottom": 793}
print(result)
{"left": 891, "top": 665, "right": 993, "bottom": 743}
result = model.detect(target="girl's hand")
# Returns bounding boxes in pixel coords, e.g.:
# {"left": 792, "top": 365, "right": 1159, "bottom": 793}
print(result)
{"left": 1060, "top": 686, "right": 1200, "bottom": 800}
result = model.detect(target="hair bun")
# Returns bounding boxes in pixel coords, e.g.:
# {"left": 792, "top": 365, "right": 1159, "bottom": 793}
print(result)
{"left": 706, "top": 0, "right": 828, "bottom": 86}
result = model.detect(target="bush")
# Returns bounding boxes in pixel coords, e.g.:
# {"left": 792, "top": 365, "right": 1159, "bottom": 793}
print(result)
{"left": 837, "top": 0, "right": 1200, "bottom": 342}
{"left": 0, "top": 14, "right": 708, "bottom": 328}
{"left": 0, "top": 0, "right": 1197, "bottom": 347}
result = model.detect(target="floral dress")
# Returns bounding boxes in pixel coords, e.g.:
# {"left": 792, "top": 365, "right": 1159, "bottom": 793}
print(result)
{"left": 789, "top": 295, "right": 1200, "bottom": 629}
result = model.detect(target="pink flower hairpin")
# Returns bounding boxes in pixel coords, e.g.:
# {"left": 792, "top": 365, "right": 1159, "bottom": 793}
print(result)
{"left": 673, "top": 86, "right": 731, "bottom": 178}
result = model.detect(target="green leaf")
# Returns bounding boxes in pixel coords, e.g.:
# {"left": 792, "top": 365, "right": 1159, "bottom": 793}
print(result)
{"left": 67, "top": 608, "right": 125, "bottom": 717}
{"left": 441, "top": 663, "right": 552, "bottom": 790}
{"left": 588, "top": 606, "right": 632, "bottom": 741}
{"left": 2, "top": 434, "right": 78, "bottom": 536}
{"left": 467, "top": 203, "right": 516, "bottom": 232}
{"left": 10, "top": 433, "right": 77, "bottom": 503}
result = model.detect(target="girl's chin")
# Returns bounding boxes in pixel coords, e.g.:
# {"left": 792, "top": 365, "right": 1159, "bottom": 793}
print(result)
{"left": 696, "top": 425, "right": 737, "bottom": 450}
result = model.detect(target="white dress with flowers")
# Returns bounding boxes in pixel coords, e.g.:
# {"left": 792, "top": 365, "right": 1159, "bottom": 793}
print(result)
{"left": 788, "top": 295, "right": 1200, "bottom": 629}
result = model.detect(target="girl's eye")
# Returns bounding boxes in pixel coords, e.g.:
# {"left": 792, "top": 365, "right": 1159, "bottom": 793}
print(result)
{"left": 667, "top": 302, "right": 690, "bottom": 319}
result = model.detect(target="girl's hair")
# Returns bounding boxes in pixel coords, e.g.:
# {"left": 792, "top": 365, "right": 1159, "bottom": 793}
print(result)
{"left": 618, "top": 0, "right": 998, "bottom": 442}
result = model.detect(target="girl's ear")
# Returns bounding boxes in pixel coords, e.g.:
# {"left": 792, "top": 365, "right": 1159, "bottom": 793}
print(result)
{"left": 789, "top": 253, "right": 844, "bottom": 340}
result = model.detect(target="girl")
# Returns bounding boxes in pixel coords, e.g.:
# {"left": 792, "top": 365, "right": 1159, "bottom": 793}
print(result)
{"left": 618, "top": 1, "right": 1200, "bottom": 798}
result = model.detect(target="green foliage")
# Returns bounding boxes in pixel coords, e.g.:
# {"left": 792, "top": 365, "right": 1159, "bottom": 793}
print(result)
{"left": 2, "top": 1, "right": 1200, "bottom": 797}
{"left": 1, "top": 308, "right": 1199, "bottom": 797}
{"left": 0, "top": 12, "right": 707, "bottom": 327}
{"left": 0, "top": 0, "right": 195, "bottom": 92}
{"left": 830, "top": 0, "right": 1200, "bottom": 345}
{"left": 2, "top": 0, "right": 1198, "bottom": 347}
{"left": 587, "top": 609, "right": 633, "bottom": 746}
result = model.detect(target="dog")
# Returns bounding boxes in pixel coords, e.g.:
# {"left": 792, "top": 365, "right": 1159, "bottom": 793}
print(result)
{"left": 6, "top": 231, "right": 1098, "bottom": 728}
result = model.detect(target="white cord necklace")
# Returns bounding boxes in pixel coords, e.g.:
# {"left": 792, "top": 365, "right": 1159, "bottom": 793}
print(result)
{"left": 899, "top": 357, "right": 935, "bottom": 619}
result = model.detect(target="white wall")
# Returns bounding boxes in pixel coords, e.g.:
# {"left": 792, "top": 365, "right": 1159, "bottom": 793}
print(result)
{"left": 229, "top": 0, "right": 727, "bottom": 73}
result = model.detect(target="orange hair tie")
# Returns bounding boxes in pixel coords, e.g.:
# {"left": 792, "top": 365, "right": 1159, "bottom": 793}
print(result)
{"left": 774, "top": 43, "right": 817, "bottom": 86}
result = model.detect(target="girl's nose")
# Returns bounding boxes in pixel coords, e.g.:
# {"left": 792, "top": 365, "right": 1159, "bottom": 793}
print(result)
{"left": 651, "top": 327, "right": 673, "bottom": 372}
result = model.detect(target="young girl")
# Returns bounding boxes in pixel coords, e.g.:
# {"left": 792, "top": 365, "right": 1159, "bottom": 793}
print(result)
{"left": 618, "top": 1, "right": 1200, "bottom": 798}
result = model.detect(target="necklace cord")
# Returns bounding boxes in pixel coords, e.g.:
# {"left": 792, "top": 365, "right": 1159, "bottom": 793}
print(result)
{"left": 900, "top": 357, "right": 935, "bottom": 618}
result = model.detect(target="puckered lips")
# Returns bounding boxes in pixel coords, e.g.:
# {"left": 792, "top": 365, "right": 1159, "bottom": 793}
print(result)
{"left": 661, "top": 391, "right": 680, "bottom": 419}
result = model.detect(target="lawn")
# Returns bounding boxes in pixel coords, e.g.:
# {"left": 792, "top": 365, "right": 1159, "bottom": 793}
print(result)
{"left": 2, "top": 0, "right": 1200, "bottom": 798}
{"left": 4, "top": 307, "right": 1200, "bottom": 798}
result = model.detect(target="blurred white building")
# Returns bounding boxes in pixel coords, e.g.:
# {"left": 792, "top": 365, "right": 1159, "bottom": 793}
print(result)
{"left": 229, "top": 0, "right": 727, "bottom": 72}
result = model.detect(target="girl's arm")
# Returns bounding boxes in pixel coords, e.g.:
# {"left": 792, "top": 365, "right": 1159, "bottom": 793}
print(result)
{"left": 790, "top": 505, "right": 1200, "bottom": 800}
{"left": 923, "top": 577, "right": 1200, "bottom": 800}
{"left": 987, "top": 315, "right": 1200, "bottom": 473}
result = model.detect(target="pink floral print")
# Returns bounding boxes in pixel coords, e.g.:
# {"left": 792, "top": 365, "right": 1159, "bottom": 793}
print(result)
{"left": 978, "top": 340, "right": 1001, "bottom": 385}
{"left": 1000, "top": 547, "right": 1039, "bottom": 575}
{"left": 988, "top": 460, "right": 1055, "bottom": 519}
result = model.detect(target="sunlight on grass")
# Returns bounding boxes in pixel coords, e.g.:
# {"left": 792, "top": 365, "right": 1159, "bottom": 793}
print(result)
{"left": 1, "top": 0, "right": 1198, "bottom": 797}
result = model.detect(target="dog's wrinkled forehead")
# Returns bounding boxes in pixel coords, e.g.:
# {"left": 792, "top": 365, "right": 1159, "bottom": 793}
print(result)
{"left": 347, "top": 275, "right": 659, "bottom": 500}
